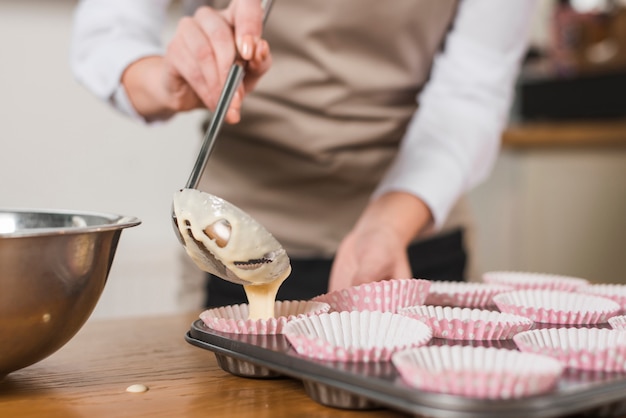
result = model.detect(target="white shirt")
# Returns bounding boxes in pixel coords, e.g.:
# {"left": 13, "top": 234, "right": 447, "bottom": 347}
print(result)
{"left": 70, "top": 0, "right": 536, "bottom": 230}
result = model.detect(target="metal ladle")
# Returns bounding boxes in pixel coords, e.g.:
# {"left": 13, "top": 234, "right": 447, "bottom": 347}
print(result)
{"left": 172, "top": 0, "right": 290, "bottom": 286}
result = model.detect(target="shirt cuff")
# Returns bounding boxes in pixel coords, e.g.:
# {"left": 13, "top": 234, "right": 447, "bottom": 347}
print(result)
{"left": 110, "top": 83, "right": 144, "bottom": 121}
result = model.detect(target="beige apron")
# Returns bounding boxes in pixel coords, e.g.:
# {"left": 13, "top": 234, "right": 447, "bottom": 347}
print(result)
{"left": 179, "top": 0, "right": 480, "bottom": 308}
{"left": 203, "top": 0, "right": 465, "bottom": 251}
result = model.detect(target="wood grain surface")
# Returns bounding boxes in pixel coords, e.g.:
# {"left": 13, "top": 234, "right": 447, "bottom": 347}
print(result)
{"left": 0, "top": 313, "right": 407, "bottom": 418}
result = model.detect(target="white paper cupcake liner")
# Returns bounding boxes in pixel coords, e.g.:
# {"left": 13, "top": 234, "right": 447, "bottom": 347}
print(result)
{"left": 424, "top": 281, "right": 514, "bottom": 309}
{"left": 283, "top": 311, "right": 433, "bottom": 362}
{"left": 392, "top": 345, "right": 563, "bottom": 399}
{"left": 199, "top": 300, "right": 330, "bottom": 335}
{"left": 399, "top": 305, "right": 533, "bottom": 340}
{"left": 609, "top": 315, "right": 626, "bottom": 330}
{"left": 483, "top": 271, "right": 589, "bottom": 292}
{"left": 312, "top": 278, "right": 431, "bottom": 313}
{"left": 492, "top": 289, "right": 620, "bottom": 324}
{"left": 514, "top": 327, "right": 626, "bottom": 372}
{"left": 577, "top": 284, "right": 626, "bottom": 312}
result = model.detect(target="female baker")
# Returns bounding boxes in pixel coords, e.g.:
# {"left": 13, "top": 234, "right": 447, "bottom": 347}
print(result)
{"left": 70, "top": 0, "right": 537, "bottom": 307}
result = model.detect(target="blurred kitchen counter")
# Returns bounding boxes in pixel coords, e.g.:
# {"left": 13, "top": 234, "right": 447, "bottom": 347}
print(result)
{"left": 503, "top": 119, "right": 626, "bottom": 147}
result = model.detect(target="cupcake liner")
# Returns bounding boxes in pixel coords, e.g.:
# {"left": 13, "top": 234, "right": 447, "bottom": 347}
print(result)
{"left": 577, "top": 284, "right": 626, "bottom": 312}
{"left": 608, "top": 315, "right": 626, "bottom": 330}
{"left": 483, "top": 271, "right": 589, "bottom": 292}
{"left": 199, "top": 300, "right": 330, "bottom": 334}
{"left": 424, "top": 281, "right": 514, "bottom": 309}
{"left": 283, "top": 311, "right": 433, "bottom": 362}
{"left": 392, "top": 345, "right": 563, "bottom": 399}
{"left": 514, "top": 327, "right": 626, "bottom": 372}
{"left": 312, "top": 278, "right": 431, "bottom": 313}
{"left": 493, "top": 289, "right": 620, "bottom": 324}
{"left": 399, "top": 305, "right": 533, "bottom": 340}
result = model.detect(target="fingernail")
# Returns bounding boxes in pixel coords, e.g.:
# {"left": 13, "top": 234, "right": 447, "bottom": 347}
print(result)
{"left": 238, "top": 35, "right": 255, "bottom": 60}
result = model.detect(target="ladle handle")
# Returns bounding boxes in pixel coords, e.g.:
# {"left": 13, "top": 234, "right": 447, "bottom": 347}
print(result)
{"left": 185, "top": 0, "right": 275, "bottom": 189}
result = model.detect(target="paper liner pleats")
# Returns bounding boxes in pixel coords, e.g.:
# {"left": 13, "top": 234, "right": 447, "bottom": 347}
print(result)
{"left": 399, "top": 305, "right": 533, "bottom": 340}
{"left": 392, "top": 345, "right": 563, "bottom": 399}
{"left": 483, "top": 271, "right": 588, "bottom": 292}
{"left": 514, "top": 327, "right": 626, "bottom": 372}
{"left": 424, "top": 281, "right": 513, "bottom": 309}
{"left": 199, "top": 300, "right": 330, "bottom": 334}
{"left": 283, "top": 311, "right": 432, "bottom": 362}
{"left": 493, "top": 289, "right": 620, "bottom": 324}
{"left": 312, "top": 278, "right": 430, "bottom": 312}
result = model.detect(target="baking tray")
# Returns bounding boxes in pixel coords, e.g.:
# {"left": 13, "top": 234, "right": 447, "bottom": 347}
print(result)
{"left": 185, "top": 319, "right": 626, "bottom": 417}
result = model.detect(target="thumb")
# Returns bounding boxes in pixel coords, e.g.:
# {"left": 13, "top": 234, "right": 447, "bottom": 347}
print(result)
{"left": 227, "top": 0, "right": 264, "bottom": 60}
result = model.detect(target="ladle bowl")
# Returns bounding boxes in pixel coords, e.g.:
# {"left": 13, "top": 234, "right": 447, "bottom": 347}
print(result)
{"left": 172, "top": 189, "right": 290, "bottom": 286}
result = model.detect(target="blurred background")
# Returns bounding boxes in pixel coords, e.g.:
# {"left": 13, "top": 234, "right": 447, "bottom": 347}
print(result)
{"left": 1, "top": 0, "right": 625, "bottom": 319}
{"left": 0, "top": 0, "right": 205, "bottom": 318}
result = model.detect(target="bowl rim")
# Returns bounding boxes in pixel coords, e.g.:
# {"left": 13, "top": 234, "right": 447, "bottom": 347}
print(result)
{"left": 0, "top": 207, "right": 141, "bottom": 238}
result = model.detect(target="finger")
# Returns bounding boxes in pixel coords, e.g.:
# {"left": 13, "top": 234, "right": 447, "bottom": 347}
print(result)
{"left": 175, "top": 9, "right": 240, "bottom": 111}
{"left": 164, "top": 32, "right": 209, "bottom": 111}
{"left": 328, "top": 271, "right": 352, "bottom": 292}
{"left": 225, "top": 107, "right": 241, "bottom": 124}
{"left": 227, "top": 0, "right": 264, "bottom": 60}
{"left": 254, "top": 38, "right": 271, "bottom": 64}
{"left": 328, "top": 255, "right": 359, "bottom": 292}
{"left": 228, "top": 86, "right": 245, "bottom": 121}
{"left": 393, "top": 263, "right": 412, "bottom": 281}
{"left": 169, "top": 16, "right": 221, "bottom": 110}
{"left": 392, "top": 253, "right": 412, "bottom": 280}
{"left": 225, "top": 40, "right": 269, "bottom": 123}
{"left": 193, "top": 7, "right": 237, "bottom": 93}
{"left": 163, "top": 58, "right": 204, "bottom": 110}
{"left": 243, "top": 39, "right": 271, "bottom": 92}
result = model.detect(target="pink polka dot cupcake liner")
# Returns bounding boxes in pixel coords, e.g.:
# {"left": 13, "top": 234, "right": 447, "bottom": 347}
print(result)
{"left": 199, "top": 300, "right": 330, "bottom": 335}
{"left": 483, "top": 271, "right": 589, "bottom": 292}
{"left": 399, "top": 305, "right": 533, "bottom": 340}
{"left": 424, "top": 281, "right": 514, "bottom": 309}
{"left": 312, "top": 278, "right": 431, "bottom": 313}
{"left": 577, "top": 284, "right": 626, "bottom": 312}
{"left": 493, "top": 289, "right": 620, "bottom": 325}
{"left": 514, "top": 327, "right": 626, "bottom": 372}
{"left": 392, "top": 345, "right": 563, "bottom": 399}
{"left": 283, "top": 311, "right": 432, "bottom": 362}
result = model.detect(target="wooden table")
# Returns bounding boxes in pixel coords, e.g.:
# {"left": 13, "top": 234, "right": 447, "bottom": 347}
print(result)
{"left": 0, "top": 312, "right": 407, "bottom": 418}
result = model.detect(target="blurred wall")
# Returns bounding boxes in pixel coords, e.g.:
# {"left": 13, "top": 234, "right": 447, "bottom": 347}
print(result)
{"left": 0, "top": 0, "right": 206, "bottom": 318}
{"left": 469, "top": 147, "right": 626, "bottom": 284}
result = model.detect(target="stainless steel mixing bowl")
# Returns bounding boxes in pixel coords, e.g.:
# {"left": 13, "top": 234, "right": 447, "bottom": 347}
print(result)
{"left": 0, "top": 208, "right": 141, "bottom": 378}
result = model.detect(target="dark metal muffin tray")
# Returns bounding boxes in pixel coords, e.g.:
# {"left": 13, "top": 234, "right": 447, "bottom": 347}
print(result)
{"left": 185, "top": 319, "right": 626, "bottom": 417}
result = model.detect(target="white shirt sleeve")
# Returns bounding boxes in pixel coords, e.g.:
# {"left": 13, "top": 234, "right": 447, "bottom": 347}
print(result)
{"left": 373, "top": 0, "right": 537, "bottom": 230}
{"left": 70, "top": 0, "right": 171, "bottom": 119}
